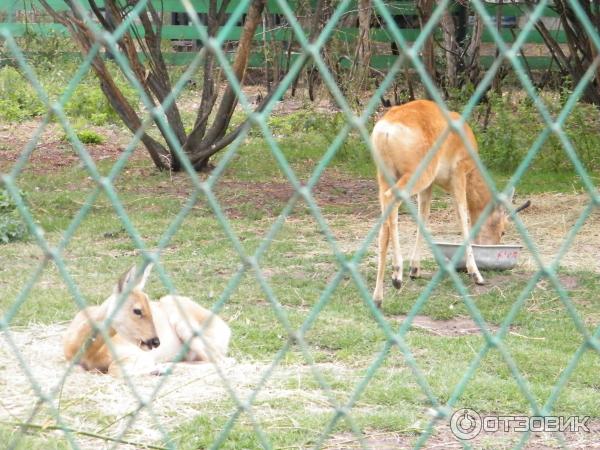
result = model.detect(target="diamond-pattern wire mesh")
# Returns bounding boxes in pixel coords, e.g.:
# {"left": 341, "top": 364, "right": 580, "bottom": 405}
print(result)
{"left": 1, "top": 0, "right": 599, "bottom": 448}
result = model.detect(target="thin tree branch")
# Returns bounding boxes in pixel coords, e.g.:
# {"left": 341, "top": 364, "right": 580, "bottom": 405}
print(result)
{"left": 189, "top": 85, "right": 282, "bottom": 166}
{"left": 185, "top": 0, "right": 266, "bottom": 161}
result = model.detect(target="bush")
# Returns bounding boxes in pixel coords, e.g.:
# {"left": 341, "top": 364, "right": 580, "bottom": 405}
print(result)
{"left": 0, "top": 189, "right": 28, "bottom": 244}
{"left": 62, "top": 130, "right": 105, "bottom": 145}
{"left": 63, "top": 77, "right": 135, "bottom": 126}
{"left": 7, "top": 30, "right": 77, "bottom": 69}
{"left": 476, "top": 94, "right": 538, "bottom": 172}
{"left": 476, "top": 92, "right": 600, "bottom": 174}
{"left": 0, "top": 66, "right": 45, "bottom": 121}
{"left": 0, "top": 62, "right": 138, "bottom": 126}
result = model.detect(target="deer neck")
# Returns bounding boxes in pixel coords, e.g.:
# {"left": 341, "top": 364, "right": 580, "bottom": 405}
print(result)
{"left": 95, "top": 297, "right": 119, "bottom": 338}
{"left": 465, "top": 169, "right": 492, "bottom": 226}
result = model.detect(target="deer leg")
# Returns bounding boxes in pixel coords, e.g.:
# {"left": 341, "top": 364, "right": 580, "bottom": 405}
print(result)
{"left": 375, "top": 172, "right": 437, "bottom": 303}
{"left": 410, "top": 185, "right": 433, "bottom": 279}
{"left": 107, "top": 348, "right": 158, "bottom": 377}
{"left": 171, "top": 313, "right": 227, "bottom": 363}
{"left": 63, "top": 307, "right": 117, "bottom": 372}
{"left": 451, "top": 176, "right": 484, "bottom": 285}
{"left": 373, "top": 185, "right": 392, "bottom": 307}
{"left": 389, "top": 201, "right": 403, "bottom": 290}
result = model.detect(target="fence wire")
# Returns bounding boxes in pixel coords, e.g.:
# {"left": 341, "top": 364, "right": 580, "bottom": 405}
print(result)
{"left": 1, "top": 0, "right": 599, "bottom": 449}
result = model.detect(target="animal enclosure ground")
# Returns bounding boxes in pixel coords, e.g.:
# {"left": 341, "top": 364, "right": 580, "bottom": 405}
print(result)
{"left": 1, "top": 117, "right": 600, "bottom": 449}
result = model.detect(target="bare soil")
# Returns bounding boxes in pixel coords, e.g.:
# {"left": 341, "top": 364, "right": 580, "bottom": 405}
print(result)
{"left": 329, "top": 419, "right": 600, "bottom": 449}
{"left": 216, "top": 174, "right": 379, "bottom": 219}
{"left": 0, "top": 122, "right": 134, "bottom": 172}
{"left": 390, "top": 314, "right": 502, "bottom": 337}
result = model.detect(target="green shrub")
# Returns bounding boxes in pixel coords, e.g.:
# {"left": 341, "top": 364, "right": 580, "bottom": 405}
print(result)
{"left": 473, "top": 91, "right": 600, "bottom": 174}
{"left": 475, "top": 93, "right": 538, "bottom": 172}
{"left": 63, "top": 76, "right": 134, "bottom": 125}
{"left": 0, "top": 189, "right": 28, "bottom": 244}
{"left": 562, "top": 101, "right": 600, "bottom": 172}
{"left": 62, "top": 130, "right": 105, "bottom": 145}
{"left": 261, "top": 109, "right": 345, "bottom": 139}
{"left": 9, "top": 30, "right": 77, "bottom": 69}
{"left": 0, "top": 63, "right": 138, "bottom": 126}
{"left": 0, "top": 66, "right": 45, "bottom": 121}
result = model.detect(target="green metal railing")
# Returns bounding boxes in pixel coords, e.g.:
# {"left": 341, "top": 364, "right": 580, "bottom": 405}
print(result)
{"left": 1, "top": 0, "right": 599, "bottom": 448}
{"left": 2, "top": 0, "right": 569, "bottom": 69}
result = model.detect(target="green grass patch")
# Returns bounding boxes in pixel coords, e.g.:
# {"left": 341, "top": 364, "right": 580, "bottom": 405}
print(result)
{"left": 0, "top": 425, "right": 69, "bottom": 450}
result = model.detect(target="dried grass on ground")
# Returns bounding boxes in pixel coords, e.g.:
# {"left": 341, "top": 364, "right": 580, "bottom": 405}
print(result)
{"left": 0, "top": 324, "right": 346, "bottom": 449}
{"left": 334, "top": 191, "right": 600, "bottom": 275}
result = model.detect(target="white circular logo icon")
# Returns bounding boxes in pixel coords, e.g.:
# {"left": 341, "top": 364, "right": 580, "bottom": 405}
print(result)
{"left": 450, "top": 408, "right": 482, "bottom": 440}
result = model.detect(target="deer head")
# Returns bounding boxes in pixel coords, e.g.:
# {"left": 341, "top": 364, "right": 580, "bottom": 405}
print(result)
{"left": 105, "top": 264, "right": 160, "bottom": 351}
{"left": 476, "top": 189, "right": 531, "bottom": 245}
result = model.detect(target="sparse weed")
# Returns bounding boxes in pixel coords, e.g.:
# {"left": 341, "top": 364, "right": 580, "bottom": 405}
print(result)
{"left": 475, "top": 90, "right": 600, "bottom": 175}
{"left": 0, "top": 63, "right": 137, "bottom": 125}
{"left": 62, "top": 129, "right": 105, "bottom": 145}
{"left": 0, "top": 189, "right": 28, "bottom": 244}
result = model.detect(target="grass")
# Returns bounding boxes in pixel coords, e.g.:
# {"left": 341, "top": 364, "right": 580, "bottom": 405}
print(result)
{"left": 0, "top": 425, "right": 70, "bottom": 450}
{"left": 1, "top": 95, "right": 599, "bottom": 448}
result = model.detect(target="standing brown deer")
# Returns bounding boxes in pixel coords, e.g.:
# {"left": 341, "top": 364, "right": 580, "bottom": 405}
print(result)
{"left": 64, "top": 264, "right": 231, "bottom": 376}
{"left": 371, "top": 100, "right": 530, "bottom": 306}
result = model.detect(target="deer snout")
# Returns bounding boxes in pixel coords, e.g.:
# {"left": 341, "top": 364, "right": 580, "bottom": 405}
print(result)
{"left": 145, "top": 337, "right": 160, "bottom": 349}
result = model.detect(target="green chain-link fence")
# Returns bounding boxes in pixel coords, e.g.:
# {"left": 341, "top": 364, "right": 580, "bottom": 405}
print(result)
{"left": 1, "top": 0, "right": 599, "bottom": 448}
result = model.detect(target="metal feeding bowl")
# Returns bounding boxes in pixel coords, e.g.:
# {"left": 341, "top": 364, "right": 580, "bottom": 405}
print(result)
{"left": 434, "top": 242, "right": 523, "bottom": 270}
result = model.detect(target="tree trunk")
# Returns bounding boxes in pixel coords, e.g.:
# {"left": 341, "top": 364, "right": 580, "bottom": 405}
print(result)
{"left": 491, "top": 0, "right": 504, "bottom": 95}
{"left": 307, "top": 0, "right": 327, "bottom": 102}
{"left": 356, "top": 0, "right": 372, "bottom": 85}
{"left": 416, "top": 0, "right": 436, "bottom": 96}
{"left": 441, "top": 10, "right": 458, "bottom": 89}
{"left": 185, "top": 0, "right": 267, "bottom": 170}
{"left": 464, "top": 12, "right": 483, "bottom": 86}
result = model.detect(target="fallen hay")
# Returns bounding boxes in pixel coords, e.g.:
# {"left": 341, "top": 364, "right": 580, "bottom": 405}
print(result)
{"left": 0, "top": 324, "right": 342, "bottom": 449}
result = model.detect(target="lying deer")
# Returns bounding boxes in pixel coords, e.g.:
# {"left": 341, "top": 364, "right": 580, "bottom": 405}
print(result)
{"left": 371, "top": 100, "right": 530, "bottom": 306}
{"left": 63, "top": 264, "right": 231, "bottom": 376}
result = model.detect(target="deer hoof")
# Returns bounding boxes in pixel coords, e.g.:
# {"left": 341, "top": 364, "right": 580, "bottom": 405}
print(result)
{"left": 392, "top": 277, "right": 402, "bottom": 289}
{"left": 470, "top": 273, "right": 485, "bottom": 285}
{"left": 374, "top": 299, "right": 382, "bottom": 309}
{"left": 409, "top": 267, "right": 419, "bottom": 279}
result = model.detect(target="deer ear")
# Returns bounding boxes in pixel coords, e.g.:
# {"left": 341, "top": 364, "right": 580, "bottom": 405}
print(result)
{"left": 116, "top": 265, "right": 138, "bottom": 294}
{"left": 501, "top": 187, "right": 516, "bottom": 217}
{"left": 114, "top": 263, "right": 153, "bottom": 294}
{"left": 507, "top": 187, "right": 515, "bottom": 205}
{"left": 136, "top": 262, "right": 153, "bottom": 290}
